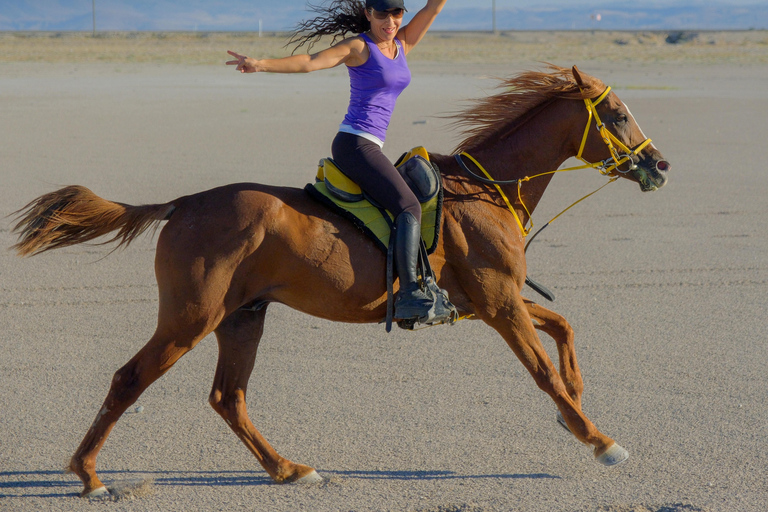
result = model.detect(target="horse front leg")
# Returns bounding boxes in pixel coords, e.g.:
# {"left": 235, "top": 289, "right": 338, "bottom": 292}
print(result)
{"left": 525, "top": 299, "right": 583, "bottom": 410}
{"left": 209, "top": 306, "right": 322, "bottom": 484}
{"left": 485, "top": 296, "right": 628, "bottom": 466}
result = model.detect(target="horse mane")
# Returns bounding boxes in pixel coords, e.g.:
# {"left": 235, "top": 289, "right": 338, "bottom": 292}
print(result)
{"left": 451, "top": 65, "right": 606, "bottom": 153}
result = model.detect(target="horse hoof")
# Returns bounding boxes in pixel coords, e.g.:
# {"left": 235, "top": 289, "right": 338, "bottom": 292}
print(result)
{"left": 556, "top": 411, "right": 571, "bottom": 433}
{"left": 595, "top": 442, "right": 629, "bottom": 466}
{"left": 295, "top": 470, "right": 324, "bottom": 484}
{"left": 83, "top": 486, "right": 110, "bottom": 499}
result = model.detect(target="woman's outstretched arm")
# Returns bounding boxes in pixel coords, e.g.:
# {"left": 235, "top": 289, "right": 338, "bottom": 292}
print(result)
{"left": 226, "top": 37, "right": 367, "bottom": 74}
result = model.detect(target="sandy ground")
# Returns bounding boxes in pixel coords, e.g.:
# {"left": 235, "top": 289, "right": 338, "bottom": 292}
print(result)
{"left": 1, "top": 32, "right": 767, "bottom": 512}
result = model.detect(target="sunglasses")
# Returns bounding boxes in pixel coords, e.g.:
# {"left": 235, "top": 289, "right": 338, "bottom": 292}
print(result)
{"left": 371, "top": 8, "right": 405, "bottom": 20}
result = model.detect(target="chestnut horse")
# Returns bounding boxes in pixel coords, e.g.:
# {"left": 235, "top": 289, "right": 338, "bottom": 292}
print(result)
{"left": 12, "top": 66, "right": 669, "bottom": 498}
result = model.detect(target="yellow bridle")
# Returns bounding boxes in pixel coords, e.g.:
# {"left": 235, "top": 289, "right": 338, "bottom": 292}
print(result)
{"left": 456, "top": 86, "right": 653, "bottom": 237}
{"left": 575, "top": 86, "right": 653, "bottom": 176}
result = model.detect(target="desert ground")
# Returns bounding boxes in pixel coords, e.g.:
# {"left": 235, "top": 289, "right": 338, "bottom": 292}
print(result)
{"left": 1, "top": 31, "right": 767, "bottom": 511}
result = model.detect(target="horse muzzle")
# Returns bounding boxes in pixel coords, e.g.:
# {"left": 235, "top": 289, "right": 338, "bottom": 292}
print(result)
{"left": 633, "top": 158, "right": 670, "bottom": 192}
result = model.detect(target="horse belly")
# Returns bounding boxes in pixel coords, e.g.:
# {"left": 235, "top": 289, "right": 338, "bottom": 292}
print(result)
{"left": 258, "top": 209, "right": 390, "bottom": 323}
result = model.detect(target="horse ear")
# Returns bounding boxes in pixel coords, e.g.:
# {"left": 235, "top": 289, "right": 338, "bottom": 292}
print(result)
{"left": 572, "top": 66, "right": 585, "bottom": 87}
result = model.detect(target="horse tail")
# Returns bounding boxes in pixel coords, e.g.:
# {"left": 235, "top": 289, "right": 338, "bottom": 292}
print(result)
{"left": 11, "top": 185, "right": 176, "bottom": 257}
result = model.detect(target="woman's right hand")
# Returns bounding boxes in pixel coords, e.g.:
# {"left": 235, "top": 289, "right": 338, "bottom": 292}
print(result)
{"left": 226, "top": 50, "right": 260, "bottom": 73}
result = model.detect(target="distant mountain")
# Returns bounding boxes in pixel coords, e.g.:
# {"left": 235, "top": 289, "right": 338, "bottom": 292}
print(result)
{"left": 1, "top": 1, "right": 766, "bottom": 31}
{"left": 440, "top": 4, "right": 768, "bottom": 31}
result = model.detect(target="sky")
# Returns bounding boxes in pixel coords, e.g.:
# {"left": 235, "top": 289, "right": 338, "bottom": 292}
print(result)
{"left": 1, "top": 1, "right": 766, "bottom": 31}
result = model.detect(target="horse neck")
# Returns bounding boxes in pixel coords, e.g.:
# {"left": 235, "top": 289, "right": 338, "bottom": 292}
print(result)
{"left": 437, "top": 98, "right": 584, "bottom": 225}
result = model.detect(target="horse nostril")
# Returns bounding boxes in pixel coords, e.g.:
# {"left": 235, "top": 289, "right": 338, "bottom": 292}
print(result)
{"left": 656, "top": 160, "right": 670, "bottom": 172}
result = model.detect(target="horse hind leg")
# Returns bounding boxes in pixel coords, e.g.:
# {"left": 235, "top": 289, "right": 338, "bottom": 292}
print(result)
{"left": 69, "top": 323, "right": 211, "bottom": 497}
{"left": 209, "top": 306, "right": 322, "bottom": 484}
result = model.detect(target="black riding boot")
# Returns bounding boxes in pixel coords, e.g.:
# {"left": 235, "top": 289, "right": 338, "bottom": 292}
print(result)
{"left": 393, "top": 212, "right": 433, "bottom": 321}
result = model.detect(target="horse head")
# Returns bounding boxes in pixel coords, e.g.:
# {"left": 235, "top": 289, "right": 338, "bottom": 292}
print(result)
{"left": 572, "top": 66, "right": 670, "bottom": 192}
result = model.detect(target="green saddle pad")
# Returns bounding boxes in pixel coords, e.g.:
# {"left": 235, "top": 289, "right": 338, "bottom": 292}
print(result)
{"left": 304, "top": 149, "right": 443, "bottom": 255}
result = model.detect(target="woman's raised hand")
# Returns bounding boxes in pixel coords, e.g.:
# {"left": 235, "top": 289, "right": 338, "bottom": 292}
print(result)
{"left": 226, "top": 50, "right": 258, "bottom": 73}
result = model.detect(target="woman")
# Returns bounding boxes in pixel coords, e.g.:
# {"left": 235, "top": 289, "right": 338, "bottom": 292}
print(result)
{"left": 226, "top": 0, "right": 448, "bottom": 323}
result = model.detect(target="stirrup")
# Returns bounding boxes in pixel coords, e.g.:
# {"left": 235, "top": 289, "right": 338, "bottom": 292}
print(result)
{"left": 397, "top": 277, "right": 458, "bottom": 330}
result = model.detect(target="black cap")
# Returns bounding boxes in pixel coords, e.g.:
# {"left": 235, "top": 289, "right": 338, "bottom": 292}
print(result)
{"left": 366, "top": 0, "right": 406, "bottom": 12}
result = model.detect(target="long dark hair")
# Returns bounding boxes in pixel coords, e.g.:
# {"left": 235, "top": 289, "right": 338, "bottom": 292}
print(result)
{"left": 287, "top": 0, "right": 371, "bottom": 54}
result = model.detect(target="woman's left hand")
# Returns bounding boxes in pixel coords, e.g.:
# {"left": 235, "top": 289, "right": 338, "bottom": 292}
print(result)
{"left": 226, "top": 50, "right": 259, "bottom": 73}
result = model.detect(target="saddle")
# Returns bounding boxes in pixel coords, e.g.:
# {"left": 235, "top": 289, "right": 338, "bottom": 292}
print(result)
{"left": 306, "top": 146, "right": 442, "bottom": 254}
{"left": 304, "top": 147, "right": 457, "bottom": 331}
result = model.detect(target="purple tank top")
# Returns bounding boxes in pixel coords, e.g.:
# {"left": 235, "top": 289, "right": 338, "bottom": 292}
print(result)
{"left": 342, "top": 33, "right": 411, "bottom": 143}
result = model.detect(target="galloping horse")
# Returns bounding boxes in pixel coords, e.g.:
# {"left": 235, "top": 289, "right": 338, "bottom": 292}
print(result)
{"left": 12, "top": 66, "right": 669, "bottom": 498}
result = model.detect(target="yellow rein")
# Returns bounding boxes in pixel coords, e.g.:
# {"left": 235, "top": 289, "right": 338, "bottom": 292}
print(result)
{"left": 458, "top": 86, "right": 652, "bottom": 237}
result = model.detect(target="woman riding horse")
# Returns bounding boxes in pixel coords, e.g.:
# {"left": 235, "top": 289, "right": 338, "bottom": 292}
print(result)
{"left": 227, "top": 0, "right": 449, "bottom": 322}
{"left": 13, "top": 64, "right": 671, "bottom": 496}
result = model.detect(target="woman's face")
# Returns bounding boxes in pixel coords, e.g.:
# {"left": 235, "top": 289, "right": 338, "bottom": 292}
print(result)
{"left": 365, "top": 8, "right": 404, "bottom": 42}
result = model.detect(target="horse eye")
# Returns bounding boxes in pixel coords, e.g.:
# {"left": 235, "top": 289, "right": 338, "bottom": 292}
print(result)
{"left": 616, "top": 114, "right": 627, "bottom": 124}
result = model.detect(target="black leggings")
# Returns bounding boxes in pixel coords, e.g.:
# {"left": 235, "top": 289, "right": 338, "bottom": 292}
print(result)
{"left": 331, "top": 132, "right": 421, "bottom": 223}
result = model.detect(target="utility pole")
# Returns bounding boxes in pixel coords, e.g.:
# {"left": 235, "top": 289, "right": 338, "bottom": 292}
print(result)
{"left": 92, "top": 0, "right": 96, "bottom": 36}
{"left": 492, "top": 0, "right": 497, "bottom": 34}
